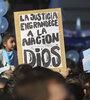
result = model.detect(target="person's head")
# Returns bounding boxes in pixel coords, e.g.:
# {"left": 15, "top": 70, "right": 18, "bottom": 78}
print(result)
{"left": 2, "top": 33, "right": 15, "bottom": 52}
{"left": 79, "top": 72, "right": 90, "bottom": 95}
{"left": 33, "top": 67, "right": 70, "bottom": 100}
{"left": 4, "top": 66, "right": 70, "bottom": 100}
{"left": 67, "top": 83, "right": 84, "bottom": 100}
{"left": 4, "top": 66, "right": 48, "bottom": 100}
{"left": 79, "top": 72, "right": 90, "bottom": 87}
{"left": 4, "top": 64, "right": 33, "bottom": 95}
{"left": 66, "top": 58, "right": 82, "bottom": 78}
{"left": 66, "top": 58, "right": 76, "bottom": 69}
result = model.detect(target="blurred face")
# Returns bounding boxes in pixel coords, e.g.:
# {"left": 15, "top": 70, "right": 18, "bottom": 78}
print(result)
{"left": 47, "top": 80, "right": 69, "bottom": 100}
{"left": 4, "top": 37, "right": 15, "bottom": 52}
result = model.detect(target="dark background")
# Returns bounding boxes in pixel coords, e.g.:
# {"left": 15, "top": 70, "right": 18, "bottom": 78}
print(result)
{"left": 7, "top": 0, "right": 90, "bottom": 31}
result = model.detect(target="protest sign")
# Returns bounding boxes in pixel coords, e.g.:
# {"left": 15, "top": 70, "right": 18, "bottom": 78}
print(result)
{"left": 82, "top": 55, "right": 90, "bottom": 73}
{"left": 83, "top": 48, "right": 90, "bottom": 58}
{"left": 14, "top": 8, "right": 66, "bottom": 72}
{"left": 82, "top": 48, "right": 90, "bottom": 73}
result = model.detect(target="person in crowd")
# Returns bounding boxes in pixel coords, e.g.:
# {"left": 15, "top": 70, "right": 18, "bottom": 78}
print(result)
{"left": 66, "top": 58, "right": 82, "bottom": 76}
{"left": 66, "top": 58, "right": 76, "bottom": 70}
{"left": 0, "top": 64, "right": 33, "bottom": 100}
{"left": 0, "top": 33, "right": 18, "bottom": 88}
{"left": 4, "top": 64, "right": 33, "bottom": 95}
{"left": 85, "top": 87, "right": 90, "bottom": 97}
{"left": 66, "top": 58, "right": 83, "bottom": 85}
{"left": 67, "top": 83, "right": 84, "bottom": 100}
{"left": 79, "top": 72, "right": 90, "bottom": 96}
{"left": 4, "top": 65, "right": 71, "bottom": 100}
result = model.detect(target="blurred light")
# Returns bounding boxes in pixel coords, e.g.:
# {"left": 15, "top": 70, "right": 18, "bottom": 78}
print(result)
{"left": 76, "top": 17, "right": 81, "bottom": 31}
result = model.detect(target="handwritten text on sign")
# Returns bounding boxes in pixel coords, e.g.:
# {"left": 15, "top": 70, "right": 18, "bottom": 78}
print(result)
{"left": 19, "top": 12, "right": 62, "bottom": 68}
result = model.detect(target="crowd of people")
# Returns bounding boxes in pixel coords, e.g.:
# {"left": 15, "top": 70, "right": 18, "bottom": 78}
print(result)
{"left": 0, "top": 33, "right": 90, "bottom": 100}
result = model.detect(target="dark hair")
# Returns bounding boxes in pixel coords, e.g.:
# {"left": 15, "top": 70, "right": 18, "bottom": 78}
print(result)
{"left": 66, "top": 58, "right": 76, "bottom": 69}
{"left": 1, "top": 32, "right": 14, "bottom": 47}
{"left": 66, "top": 58, "right": 82, "bottom": 75}
{"left": 4, "top": 65, "right": 66, "bottom": 100}
{"left": 66, "top": 67, "right": 82, "bottom": 85}
{"left": 32, "top": 67, "right": 65, "bottom": 83}
{"left": 0, "top": 88, "right": 12, "bottom": 100}
{"left": 4, "top": 64, "right": 33, "bottom": 95}
{"left": 86, "top": 86, "right": 90, "bottom": 97}
{"left": 12, "top": 66, "right": 65, "bottom": 88}
{"left": 79, "top": 72, "right": 90, "bottom": 87}
{"left": 67, "top": 83, "right": 84, "bottom": 100}
{"left": 83, "top": 96, "right": 90, "bottom": 100}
